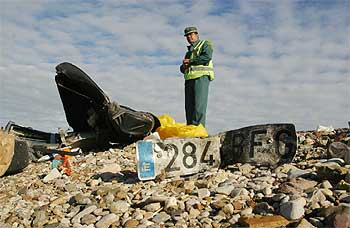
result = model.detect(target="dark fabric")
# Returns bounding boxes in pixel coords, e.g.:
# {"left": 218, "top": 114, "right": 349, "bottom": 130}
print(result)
{"left": 107, "top": 102, "right": 160, "bottom": 143}
{"left": 55, "top": 62, "right": 110, "bottom": 132}
{"left": 55, "top": 62, "right": 160, "bottom": 144}
{"left": 185, "top": 76, "right": 210, "bottom": 126}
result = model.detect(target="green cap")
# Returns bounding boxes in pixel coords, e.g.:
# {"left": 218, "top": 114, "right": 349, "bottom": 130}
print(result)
{"left": 184, "top": 26, "right": 198, "bottom": 36}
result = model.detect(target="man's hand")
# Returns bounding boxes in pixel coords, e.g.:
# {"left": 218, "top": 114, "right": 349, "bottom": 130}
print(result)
{"left": 180, "top": 59, "right": 190, "bottom": 73}
{"left": 183, "top": 58, "right": 190, "bottom": 66}
{"left": 180, "top": 64, "right": 186, "bottom": 73}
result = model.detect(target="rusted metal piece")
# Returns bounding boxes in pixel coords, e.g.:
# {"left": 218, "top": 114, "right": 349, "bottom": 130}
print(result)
{"left": 0, "top": 130, "right": 31, "bottom": 176}
{"left": 218, "top": 123, "right": 297, "bottom": 167}
{"left": 0, "top": 130, "right": 15, "bottom": 176}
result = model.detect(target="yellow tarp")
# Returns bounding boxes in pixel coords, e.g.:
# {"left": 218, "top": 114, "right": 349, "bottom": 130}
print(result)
{"left": 156, "top": 114, "right": 208, "bottom": 139}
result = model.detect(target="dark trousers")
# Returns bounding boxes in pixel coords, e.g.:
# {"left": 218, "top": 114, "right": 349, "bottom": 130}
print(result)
{"left": 185, "top": 75, "right": 210, "bottom": 127}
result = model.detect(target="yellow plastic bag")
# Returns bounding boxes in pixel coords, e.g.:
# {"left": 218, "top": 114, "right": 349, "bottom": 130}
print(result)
{"left": 156, "top": 114, "right": 208, "bottom": 139}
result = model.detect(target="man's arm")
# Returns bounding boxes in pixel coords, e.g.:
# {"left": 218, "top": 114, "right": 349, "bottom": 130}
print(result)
{"left": 180, "top": 64, "right": 186, "bottom": 74}
{"left": 180, "top": 51, "right": 191, "bottom": 73}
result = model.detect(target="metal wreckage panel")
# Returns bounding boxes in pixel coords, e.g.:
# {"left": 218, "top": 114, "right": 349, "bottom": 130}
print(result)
{"left": 219, "top": 123, "right": 297, "bottom": 167}
{"left": 137, "top": 136, "right": 221, "bottom": 180}
{"left": 136, "top": 123, "right": 297, "bottom": 180}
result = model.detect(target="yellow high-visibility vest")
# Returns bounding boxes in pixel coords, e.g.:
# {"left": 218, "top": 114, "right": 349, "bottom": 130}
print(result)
{"left": 184, "top": 40, "right": 214, "bottom": 81}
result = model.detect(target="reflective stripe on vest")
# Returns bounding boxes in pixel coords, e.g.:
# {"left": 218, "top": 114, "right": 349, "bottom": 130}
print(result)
{"left": 184, "top": 40, "right": 214, "bottom": 81}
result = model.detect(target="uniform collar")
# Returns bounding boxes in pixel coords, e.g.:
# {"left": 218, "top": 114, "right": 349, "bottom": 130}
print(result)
{"left": 187, "top": 39, "right": 201, "bottom": 51}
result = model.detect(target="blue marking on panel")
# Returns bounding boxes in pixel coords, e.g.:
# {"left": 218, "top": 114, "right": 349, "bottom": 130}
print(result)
{"left": 137, "top": 141, "right": 155, "bottom": 179}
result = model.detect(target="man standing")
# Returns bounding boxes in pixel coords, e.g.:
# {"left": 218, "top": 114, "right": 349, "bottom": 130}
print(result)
{"left": 180, "top": 26, "right": 214, "bottom": 127}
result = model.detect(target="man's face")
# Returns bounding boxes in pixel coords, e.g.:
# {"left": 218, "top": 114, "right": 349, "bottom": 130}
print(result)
{"left": 186, "top": 32, "right": 199, "bottom": 44}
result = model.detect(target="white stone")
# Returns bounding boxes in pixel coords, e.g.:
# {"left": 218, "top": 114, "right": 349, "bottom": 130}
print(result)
{"left": 281, "top": 195, "right": 290, "bottom": 204}
{"left": 133, "top": 211, "right": 144, "bottom": 220}
{"left": 240, "top": 207, "right": 253, "bottom": 216}
{"left": 256, "top": 193, "right": 264, "bottom": 199}
{"left": 290, "top": 197, "right": 307, "bottom": 207}
{"left": 229, "top": 214, "right": 240, "bottom": 224}
{"left": 309, "top": 190, "right": 327, "bottom": 207}
{"left": 280, "top": 200, "right": 305, "bottom": 220}
{"left": 71, "top": 205, "right": 97, "bottom": 224}
{"left": 231, "top": 188, "right": 249, "bottom": 200}
{"left": 287, "top": 168, "right": 309, "bottom": 179}
{"left": 215, "top": 185, "right": 235, "bottom": 195}
{"left": 109, "top": 201, "right": 130, "bottom": 214}
{"left": 321, "top": 188, "right": 333, "bottom": 197}
{"left": 98, "top": 164, "right": 121, "bottom": 174}
{"left": 61, "top": 218, "right": 70, "bottom": 225}
{"left": 239, "top": 164, "right": 254, "bottom": 175}
{"left": 223, "top": 203, "right": 234, "bottom": 215}
{"left": 165, "top": 197, "right": 177, "bottom": 210}
{"left": 89, "top": 179, "right": 100, "bottom": 187}
{"left": 152, "top": 212, "right": 171, "bottom": 223}
{"left": 144, "top": 202, "right": 161, "bottom": 212}
{"left": 197, "top": 188, "right": 211, "bottom": 198}
{"left": 72, "top": 223, "right": 83, "bottom": 228}
{"left": 189, "top": 208, "right": 201, "bottom": 218}
{"left": 95, "top": 213, "right": 119, "bottom": 228}
{"left": 263, "top": 187, "right": 272, "bottom": 196}
{"left": 43, "top": 168, "right": 62, "bottom": 183}
{"left": 321, "top": 180, "right": 333, "bottom": 189}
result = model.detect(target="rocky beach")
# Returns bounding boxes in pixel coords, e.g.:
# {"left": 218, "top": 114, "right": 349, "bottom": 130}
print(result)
{"left": 1, "top": 127, "right": 349, "bottom": 228}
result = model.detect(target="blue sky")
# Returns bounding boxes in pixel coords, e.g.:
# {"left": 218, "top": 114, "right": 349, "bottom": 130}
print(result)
{"left": 0, "top": 0, "right": 349, "bottom": 134}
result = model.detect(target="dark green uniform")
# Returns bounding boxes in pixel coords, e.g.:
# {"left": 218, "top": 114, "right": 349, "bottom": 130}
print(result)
{"left": 180, "top": 39, "right": 213, "bottom": 127}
